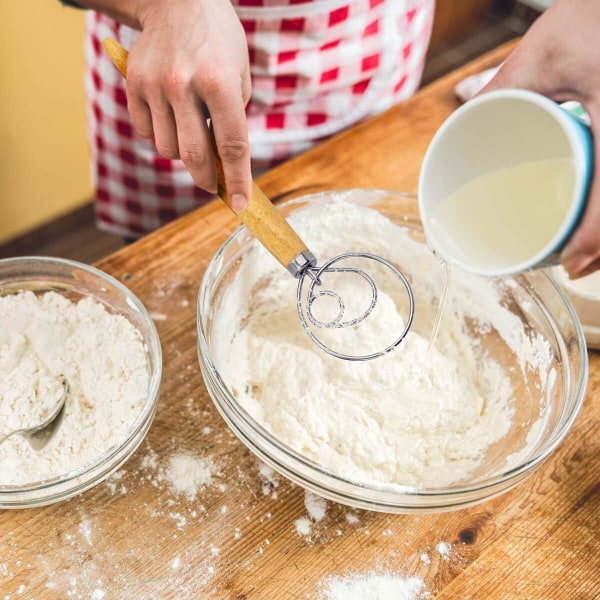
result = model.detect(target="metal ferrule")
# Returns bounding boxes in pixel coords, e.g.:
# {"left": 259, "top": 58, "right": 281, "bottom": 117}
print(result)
{"left": 286, "top": 250, "right": 317, "bottom": 278}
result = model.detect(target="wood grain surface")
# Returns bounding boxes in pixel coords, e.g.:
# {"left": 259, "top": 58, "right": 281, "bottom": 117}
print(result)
{"left": 1, "top": 41, "right": 599, "bottom": 599}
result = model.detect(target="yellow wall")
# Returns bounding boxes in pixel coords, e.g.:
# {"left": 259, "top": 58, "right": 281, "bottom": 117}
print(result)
{"left": 0, "top": 1, "right": 91, "bottom": 243}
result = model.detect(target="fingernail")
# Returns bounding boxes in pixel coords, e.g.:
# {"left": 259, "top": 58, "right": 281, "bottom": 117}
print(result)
{"left": 568, "top": 261, "right": 599, "bottom": 280}
{"left": 231, "top": 193, "right": 248, "bottom": 213}
{"left": 561, "top": 248, "right": 595, "bottom": 278}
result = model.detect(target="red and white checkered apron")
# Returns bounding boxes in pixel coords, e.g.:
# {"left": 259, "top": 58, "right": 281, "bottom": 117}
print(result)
{"left": 84, "top": 0, "right": 434, "bottom": 237}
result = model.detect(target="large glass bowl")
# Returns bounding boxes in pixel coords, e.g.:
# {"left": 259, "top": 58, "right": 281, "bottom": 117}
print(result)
{"left": 197, "top": 190, "right": 587, "bottom": 513}
{"left": 0, "top": 257, "right": 162, "bottom": 508}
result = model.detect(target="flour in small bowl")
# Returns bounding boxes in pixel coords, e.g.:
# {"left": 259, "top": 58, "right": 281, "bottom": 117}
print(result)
{"left": 0, "top": 291, "right": 149, "bottom": 485}
{"left": 212, "top": 193, "right": 553, "bottom": 489}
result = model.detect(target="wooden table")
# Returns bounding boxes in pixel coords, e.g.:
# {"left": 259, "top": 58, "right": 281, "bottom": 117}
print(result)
{"left": 2, "top": 41, "right": 599, "bottom": 599}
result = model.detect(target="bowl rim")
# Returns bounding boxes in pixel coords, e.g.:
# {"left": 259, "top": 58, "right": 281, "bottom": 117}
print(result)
{"left": 0, "top": 255, "right": 162, "bottom": 500}
{"left": 197, "top": 189, "right": 589, "bottom": 505}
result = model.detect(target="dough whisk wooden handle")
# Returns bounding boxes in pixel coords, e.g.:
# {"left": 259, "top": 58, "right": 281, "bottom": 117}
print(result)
{"left": 101, "top": 38, "right": 312, "bottom": 273}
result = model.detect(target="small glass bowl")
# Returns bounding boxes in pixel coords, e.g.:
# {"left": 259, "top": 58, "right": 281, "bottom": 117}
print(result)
{"left": 0, "top": 257, "right": 162, "bottom": 508}
{"left": 197, "top": 190, "right": 587, "bottom": 513}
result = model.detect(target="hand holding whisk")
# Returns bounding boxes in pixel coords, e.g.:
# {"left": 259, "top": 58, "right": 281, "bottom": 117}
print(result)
{"left": 102, "top": 39, "right": 414, "bottom": 360}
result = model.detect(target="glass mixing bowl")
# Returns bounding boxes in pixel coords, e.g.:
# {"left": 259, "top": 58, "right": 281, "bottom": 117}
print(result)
{"left": 197, "top": 190, "right": 587, "bottom": 513}
{"left": 0, "top": 257, "right": 162, "bottom": 508}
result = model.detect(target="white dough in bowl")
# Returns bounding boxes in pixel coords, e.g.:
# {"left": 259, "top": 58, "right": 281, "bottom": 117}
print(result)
{"left": 212, "top": 194, "right": 554, "bottom": 489}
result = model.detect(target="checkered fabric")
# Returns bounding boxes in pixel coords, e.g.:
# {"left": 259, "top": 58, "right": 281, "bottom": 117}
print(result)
{"left": 85, "top": 0, "right": 434, "bottom": 237}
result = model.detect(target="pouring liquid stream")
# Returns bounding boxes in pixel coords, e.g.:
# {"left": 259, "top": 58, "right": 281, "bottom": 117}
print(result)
{"left": 420, "top": 257, "right": 451, "bottom": 414}
{"left": 426, "top": 258, "right": 451, "bottom": 359}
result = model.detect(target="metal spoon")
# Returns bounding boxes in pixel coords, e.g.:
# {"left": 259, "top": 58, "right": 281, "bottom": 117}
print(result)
{"left": 0, "top": 379, "right": 68, "bottom": 451}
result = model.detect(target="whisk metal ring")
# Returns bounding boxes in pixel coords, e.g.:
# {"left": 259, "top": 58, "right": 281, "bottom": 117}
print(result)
{"left": 305, "top": 265, "right": 378, "bottom": 329}
{"left": 296, "top": 252, "right": 415, "bottom": 361}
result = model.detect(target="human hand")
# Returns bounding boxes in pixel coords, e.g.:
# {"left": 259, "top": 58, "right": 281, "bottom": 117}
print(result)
{"left": 479, "top": 0, "right": 600, "bottom": 278}
{"left": 126, "top": 0, "right": 252, "bottom": 211}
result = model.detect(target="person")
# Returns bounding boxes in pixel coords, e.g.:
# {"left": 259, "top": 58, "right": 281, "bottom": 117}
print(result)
{"left": 480, "top": 0, "right": 600, "bottom": 279}
{"left": 64, "top": 0, "right": 599, "bottom": 279}
{"left": 61, "top": 0, "right": 435, "bottom": 237}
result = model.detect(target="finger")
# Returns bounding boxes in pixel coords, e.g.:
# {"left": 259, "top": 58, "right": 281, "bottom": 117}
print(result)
{"left": 566, "top": 256, "right": 600, "bottom": 280}
{"left": 172, "top": 95, "right": 217, "bottom": 194}
{"left": 147, "top": 95, "right": 180, "bottom": 160}
{"left": 127, "top": 97, "right": 154, "bottom": 139}
{"left": 560, "top": 100, "right": 600, "bottom": 277}
{"left": 477, "top": 46, "right": 548, "bottom": 97}
{"left": 561, "top": 186, "right": 600, "bottom": 277}
{"left": 125, "top": 79, "right": 154, "bottom": 139}
{"left": 205, "top": 85, "right": 251, "bottom": 213}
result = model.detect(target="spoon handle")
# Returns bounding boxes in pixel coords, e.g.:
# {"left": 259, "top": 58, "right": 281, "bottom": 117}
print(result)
{"left": 101, "top": 39, "right": 311, "bottom": 274}
{"left": 0, "top": 379, "right": 68, "bottom": 450}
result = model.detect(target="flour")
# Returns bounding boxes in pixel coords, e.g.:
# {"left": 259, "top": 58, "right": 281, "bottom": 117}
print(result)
{"left": 435, "top": 541, "right": 451, "bottom": 559}
{"left": 0, "top": 291, "right": 148, "bottom": 485}
{"left": 79, "top": 518, "right": 93, "bottom": 546}
{"left": 165, "top": 454, "right": 217, "bottom": 499}
{"left": 134, "top": 447, "right": 221, "bottom": 506}
{"left": 319, "top": 572, "right": 426, "bottom": 600}
{"left": 295, "top": 517, "right": 312, "bottom": 536}
{"left": 213, "top": 193, "right": 553, "bottom": 489}
{"left": 304, "top": 491, "right": 327, "bottom": 522}
{"left": 0, "top": 355, "right": 65, "bottom": 434}
{"left": 259, "top": 462, "right": 281, "bottom": 499}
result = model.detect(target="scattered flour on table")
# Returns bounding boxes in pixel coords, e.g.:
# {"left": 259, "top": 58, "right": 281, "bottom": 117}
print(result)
{"left": 26, "top": 449, "right": 226, "bottom": 600}
{"left": 259, "top": 462, "right": 281, "bottom": 500}
{"left": 295, "top": 517, "right": 312, "bottom": 537}
{"left": 319, "top": 572, "right": 426, "bottom": 600}
{"left": 165, "top": 454, "right": 217, "bottom": 499}
{"left": 346, "top": 513, "right": 360, "bottom": 525}
{"left": 213, "top": 194, "right": 554, "bottom": 488}
{"left": 436, "top": 541, "right": 452, "bottom": 559}
{"left": 104, "top": 469, "right": 128, "bottom": 496}
{"left": 0, "top": 291, "right": 148, "bottom": 485}
{"left": 132, "top": 446, "right": 222, "bottom": 507}
{"left": 31, "top": 508, "right": 220, "bottom": 600}
{"left": 304, "top": 491, "right": 327, "bottom": 522}
{"left": 292, "top": 490, "right": 328, "bottom": 538}
{"left": 79, "top": 518, "right": 93, "bottom": 546}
